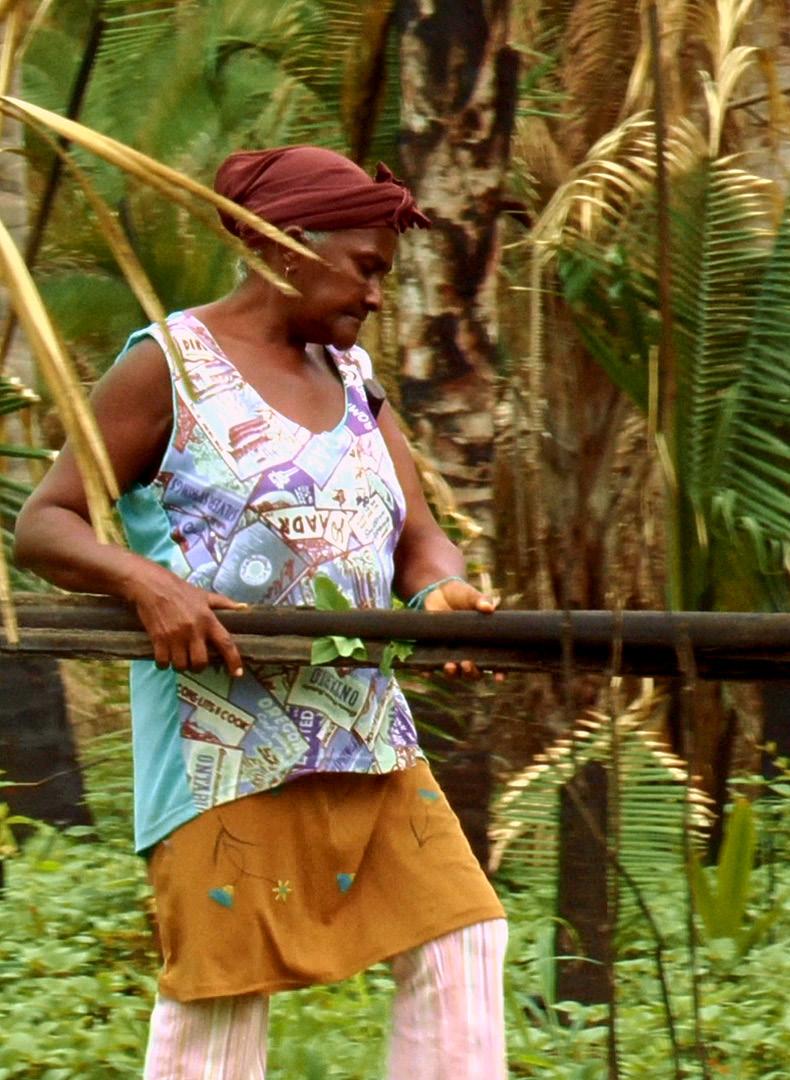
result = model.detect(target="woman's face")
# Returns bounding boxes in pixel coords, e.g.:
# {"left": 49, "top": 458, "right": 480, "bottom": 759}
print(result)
{"left": 288, "top": 226, "right": 398, "bottom": 349}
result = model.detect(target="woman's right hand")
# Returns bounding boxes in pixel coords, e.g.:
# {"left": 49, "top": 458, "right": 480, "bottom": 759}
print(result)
{"left": 123, "top": 562, "right": 246, "bottom": 677}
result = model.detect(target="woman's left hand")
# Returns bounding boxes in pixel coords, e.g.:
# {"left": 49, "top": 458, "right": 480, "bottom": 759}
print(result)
{"left": 422, "top": 579, "right": 503, "bottom": 681}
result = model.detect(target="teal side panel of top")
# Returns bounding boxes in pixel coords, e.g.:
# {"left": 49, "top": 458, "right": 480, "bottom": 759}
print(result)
{"left": 114, "top": 328, "right": 198, "bottom": 854}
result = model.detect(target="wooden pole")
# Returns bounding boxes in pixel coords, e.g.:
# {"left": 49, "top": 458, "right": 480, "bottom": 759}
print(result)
{"left": 2, "top": 595, "right": 789, "bottom": 679}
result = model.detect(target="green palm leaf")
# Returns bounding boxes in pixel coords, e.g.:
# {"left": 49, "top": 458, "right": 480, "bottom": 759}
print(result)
{"left": 532, "top": 125, "right": 786, "bottom": 609}
{"left": 671, "top": 161, "right": 772, "bottom": 511}
{"left": 709, "top": 198, "right": 790, "bottom": 583}
{"left": 490, "top": 706, "right": 713, "bottom": 908}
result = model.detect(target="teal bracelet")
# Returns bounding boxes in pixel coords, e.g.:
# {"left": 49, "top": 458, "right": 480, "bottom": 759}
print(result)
{"left": 406, "top": 576, "right": 467, "bottom": 610}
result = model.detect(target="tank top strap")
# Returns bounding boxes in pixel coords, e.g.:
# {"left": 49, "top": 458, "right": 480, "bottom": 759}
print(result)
{"left": 140, "top": 312, "right": 243, "bottom": 405}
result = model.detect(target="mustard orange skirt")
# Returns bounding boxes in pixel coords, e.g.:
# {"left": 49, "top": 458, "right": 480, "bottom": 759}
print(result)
{"left": 147, "top": 760, "right": 505, "bottom": 1001}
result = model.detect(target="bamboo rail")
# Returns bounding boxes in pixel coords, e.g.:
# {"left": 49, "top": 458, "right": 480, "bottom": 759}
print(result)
{"left": 2, "top": 594, "right": 789, "bottom": 679}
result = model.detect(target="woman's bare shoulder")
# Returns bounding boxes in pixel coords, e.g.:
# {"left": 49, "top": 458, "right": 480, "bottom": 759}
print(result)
{"left": 91, "top": 335, "right": 171, "bottom": 418}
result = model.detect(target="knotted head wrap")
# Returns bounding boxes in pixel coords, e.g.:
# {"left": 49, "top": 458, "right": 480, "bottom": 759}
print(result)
{"left": 214, "top": 145, "right": 430, "bottom": 248}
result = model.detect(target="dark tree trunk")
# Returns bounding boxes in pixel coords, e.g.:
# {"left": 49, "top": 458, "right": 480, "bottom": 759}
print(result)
{"left": 413, "top": 684, "right": 492, "bottom": 870}
{"left": 761, "top": 681, "right": 790, "bottom": 778}
{"left": 555, "top": 761, "right": 613, "bottom": 1006}
{"left": 0, "top": 657, "right": 91, "bottom": 828}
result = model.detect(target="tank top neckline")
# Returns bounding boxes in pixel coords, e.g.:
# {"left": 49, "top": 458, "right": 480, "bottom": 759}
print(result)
{"left": 178, "top": 309, "right": 350, "bottom": 439}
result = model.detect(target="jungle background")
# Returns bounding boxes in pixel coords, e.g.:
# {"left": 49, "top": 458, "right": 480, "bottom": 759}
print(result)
{"left": 1, "top": 0, "right": 789, "bottom": 1077}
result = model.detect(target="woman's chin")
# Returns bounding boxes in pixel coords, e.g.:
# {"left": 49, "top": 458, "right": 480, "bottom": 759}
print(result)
{"left": 329, "top": 320, "right": 361, "bottom": 350}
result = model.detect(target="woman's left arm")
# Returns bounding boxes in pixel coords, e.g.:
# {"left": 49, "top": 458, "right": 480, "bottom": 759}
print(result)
{"left": 377, "top": 402, "right": 497, "bottom": 618}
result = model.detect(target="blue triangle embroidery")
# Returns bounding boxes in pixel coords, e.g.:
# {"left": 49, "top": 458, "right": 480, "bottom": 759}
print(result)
{"left": 337, "top": 872, "right": 356, "bottom": 894}
{"left": 209, "top": 886, "right": 234, "bottom": 909}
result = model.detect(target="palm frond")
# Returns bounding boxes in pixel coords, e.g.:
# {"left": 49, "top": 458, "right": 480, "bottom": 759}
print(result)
{"left": 337, "top": 0, "right": 396, "bottom": 163}
{"left": 702, "top": 45, "right": 756, "bottom": 157}
{"left": 530, "top": 114, "right": 705, "bottom": 255}
{"left": 490, "top": 694, "right": 713, "bottom": 909}
{"left": 277, "top": 0, "right": 399, "bottom": 164}
{"left": 97, "top": 0, "right": 188, "bottom": 60}
{"left": 671, "top": 160, "right": 773, "bottom": 512}
{"left": 560, "top": 0, "right": 641, "bottom": 156}
{"left": 709, "top": 195, "right": 790, "bottom": 586}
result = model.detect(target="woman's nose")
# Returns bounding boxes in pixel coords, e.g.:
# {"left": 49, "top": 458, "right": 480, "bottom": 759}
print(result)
{"left": 365, "top": 277, "right": 383, "bottom": 312}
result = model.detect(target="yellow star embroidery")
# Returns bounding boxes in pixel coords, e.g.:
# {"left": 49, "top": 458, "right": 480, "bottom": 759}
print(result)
{"left": 273, "top": 879, "right": 292, "bottom": 902}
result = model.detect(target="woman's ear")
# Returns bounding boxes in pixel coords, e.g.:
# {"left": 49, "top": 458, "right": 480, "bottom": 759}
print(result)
{"left": 283, "top": 224, "right": 306, "bottom": 244}
{"left": 281, "top": 225, "right": 308, "bottom": 278}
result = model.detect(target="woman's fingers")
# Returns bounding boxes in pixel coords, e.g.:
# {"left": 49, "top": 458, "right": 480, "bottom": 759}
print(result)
{"left": 207, "top": 592, "right": 249, "bottom": 612}
{"left": 442, "top": 659, "right": 504, "bottom": 681}
{"left": 424, "top": 580, "right": 500, "bottom": 678}
{"left": 205, "top": 592, "right": 245, "bottom": 676}
{"left": 135, "top": 580, "right": 246, "bottom": 677}
{"left": 207, "top": 619, "right": 244, "bottom": 678}
{"left": 424, "top": 579, "right": 499, "bottom": 614}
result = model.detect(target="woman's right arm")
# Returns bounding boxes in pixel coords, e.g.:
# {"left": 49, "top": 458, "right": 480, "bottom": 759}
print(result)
{"left": 14, "top": 338, "right": 244, "bottom": 676}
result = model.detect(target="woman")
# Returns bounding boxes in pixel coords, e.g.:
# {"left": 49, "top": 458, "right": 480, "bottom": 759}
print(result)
{"left": 14, "top": 146, "right": 507, "bottom": 1080}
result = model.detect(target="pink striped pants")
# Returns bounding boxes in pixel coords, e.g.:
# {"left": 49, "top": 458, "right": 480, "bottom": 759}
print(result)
{"left": 143, "top": 918, "right": 508, "bottom": 1079}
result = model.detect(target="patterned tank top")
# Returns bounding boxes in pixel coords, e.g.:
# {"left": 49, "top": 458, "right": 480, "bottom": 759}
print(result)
{"left": 117, "top": 311, "right": 422, "bottom": 853}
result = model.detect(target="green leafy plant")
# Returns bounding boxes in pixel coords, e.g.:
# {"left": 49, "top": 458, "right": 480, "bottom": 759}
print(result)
{"left": 688, "top": 798, "right": 782, "bottom": 959}
{"left": 309, "top": 574, "right": 367, "bottom": 665}
{"left": 379, "top": 637, "right": 414, "bottom": 677}
{"left": 0, "top": 800, "right": 37, "bottom": 859}
{"left": 309, "top": 573, "right": 415, "bottom": 674}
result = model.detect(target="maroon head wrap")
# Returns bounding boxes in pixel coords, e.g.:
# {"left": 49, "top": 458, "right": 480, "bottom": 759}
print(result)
{"left": 214, "top": 145, "right": 430, "bottom": 248}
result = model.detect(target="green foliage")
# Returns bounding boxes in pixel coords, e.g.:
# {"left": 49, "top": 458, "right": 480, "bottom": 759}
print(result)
{"left": 689, "top": 798, "right": 755, "bottom": 942}
{"left": 6, "top": 731, "right": 790, "bottom": 1076}
{"left": 309, "top": 573, "right": 415, "bottom": 673}
{"left": 689, "top": 798, "right": 783, "bottom": 960}
{"left": 310, "top": 573, "right": 367, "bottom": 664}
{"left": 556, "top": 241, "right": 658, "bottom": 411}
{"left": 549, "top": 156, "right": 790, "bottom": 609}
{"left": 0, "top": 801, "right": 37, "bottom": 857}
{"left": 0, "top": 730, "right": 156, "bottom": 1078}
{"left": 310, "top": 633, "right": 368, "bottom": 664}
{"left": 379, "top": 637, "right": 415, "bottom": 676}
{"left": 312, "top": 573, "right": 352, "bottom": 612}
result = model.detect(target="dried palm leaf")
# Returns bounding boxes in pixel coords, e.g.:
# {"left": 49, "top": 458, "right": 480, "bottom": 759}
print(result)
{"left": 703, "top": 46, "right": 756, "bottom": 156}
{"left": 489, "top": 687, "right": 714, "bottom": 890}
{"left": 0, "top": 520, "right": 16, "bottom": 643}
{"left": 0, "top": 96, "right": 317, "bottom": 289}
{"left": 531, "top": 115, "right": 706, "bottom": 255}
{"left": 0, "top": 4, "right": 20, "bottom": 106}
{"left": 0, "top": 0, "right": 25, "bottom": 23}
{"left": 22, "top": 120, "right": 197, "bottom": 396}
{"left": 0, "top": 215, "right": 119, "bottom": 545}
